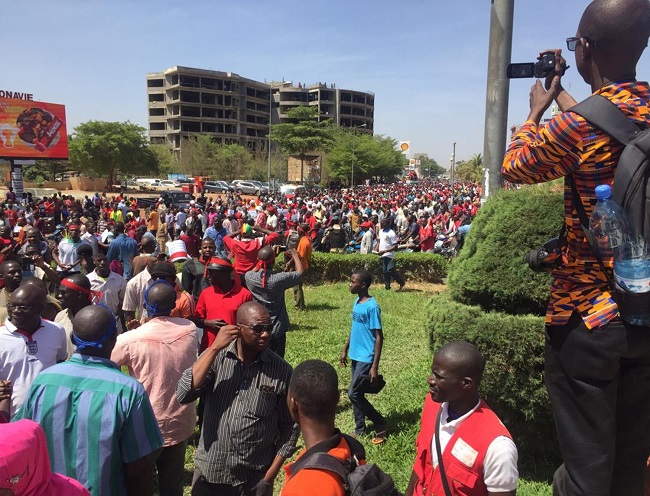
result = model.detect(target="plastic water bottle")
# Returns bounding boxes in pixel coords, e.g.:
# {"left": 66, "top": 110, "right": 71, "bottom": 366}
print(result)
{"left": 590, "top": 184, "right": 650, "bottom": 326}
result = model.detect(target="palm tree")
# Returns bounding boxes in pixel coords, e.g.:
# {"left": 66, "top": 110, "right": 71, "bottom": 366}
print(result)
{"left": 455, "top": 153, "right": 483, "bottom": 182}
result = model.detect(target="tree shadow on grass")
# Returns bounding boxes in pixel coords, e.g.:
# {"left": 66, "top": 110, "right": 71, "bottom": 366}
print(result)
{"left": 288, "top": 323, "right": 319, "bottom": 332}
{"left": 382, "top": 408, "right": 423, "bottom": 435}
{"left": 305, "top": 302, "right": 340, "bottom": 311}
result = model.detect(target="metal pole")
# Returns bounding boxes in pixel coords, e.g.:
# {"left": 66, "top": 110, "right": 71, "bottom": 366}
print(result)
{"left": 452, "top": 142, "right": 456, "bottom": 184}
{"left": 268, "top": 85, "right": 272, "bottom": 192}
{"left": 482, "top": 0, "right": 514, "bottom": 200}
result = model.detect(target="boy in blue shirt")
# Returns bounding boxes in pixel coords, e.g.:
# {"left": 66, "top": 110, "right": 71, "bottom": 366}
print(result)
{"left": 340, "top": 268, "right": 388, "bottom": 444}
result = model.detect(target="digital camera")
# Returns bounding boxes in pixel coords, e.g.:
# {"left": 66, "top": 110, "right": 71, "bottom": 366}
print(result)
{"left": 524, "top": 237, "right": 563, "bottom": 271}
{"left": 507, "top": 52, "right": 565, "bottom": 79}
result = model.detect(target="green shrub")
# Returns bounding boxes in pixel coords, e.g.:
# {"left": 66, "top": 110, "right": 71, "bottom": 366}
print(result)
{"left": 426, "top": 292, "right": 560, "bottom": 471}
{"left": 448, "top": 187, "right": 563, "bottom": 315}
{"left": 303, "top": 252, "right": 448, "bottom": 284}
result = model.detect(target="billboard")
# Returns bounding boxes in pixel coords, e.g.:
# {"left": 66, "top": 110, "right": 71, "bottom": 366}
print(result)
{"left": 0, "top": 98, "right": 68, "bottom": 159}
{"left": 398, "top": 141, "right": 410, "bottom": 155}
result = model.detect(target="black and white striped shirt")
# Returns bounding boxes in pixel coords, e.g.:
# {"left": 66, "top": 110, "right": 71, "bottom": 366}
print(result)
{"left": 176, "top": 340, "right": 298, "bottom": 485}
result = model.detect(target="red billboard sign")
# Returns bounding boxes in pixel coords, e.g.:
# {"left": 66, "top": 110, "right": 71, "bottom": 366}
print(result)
{"left": 0, "top": 98, "right": 68, "bottom": 159}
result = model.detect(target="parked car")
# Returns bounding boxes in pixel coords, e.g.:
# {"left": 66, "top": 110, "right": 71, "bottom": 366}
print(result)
{"left": 231, "top": 181, "right": 263, "bottom": 195}
{"left": 280, "top": 184, "right": 306, "bottom": 199}
{"left": 138, "top": 191, "right": 194, "bottom": 210}
{"left": 204, "top": 180, "right": 233, "bottom": 193}
{"left": 158, "top": 179, "right": 181, "bottom": 189}
{"left": 22, "top": 187, "right": 59, "bottom": 202}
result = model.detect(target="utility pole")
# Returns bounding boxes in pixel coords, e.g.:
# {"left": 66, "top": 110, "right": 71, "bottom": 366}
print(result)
{"left": 482, "top": 0, "right": 514, "bottom": 200}
{"left": 268, "top": 85, "right": 272, "bottom": 192}
{"left": 451, "top": 142, "right": 456, "bottom": 184}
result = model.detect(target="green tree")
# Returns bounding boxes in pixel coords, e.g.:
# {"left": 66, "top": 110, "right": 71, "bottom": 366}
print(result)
{"left": 326, "top": 130, "right": 406, "bottom": 184}
{"left": 150, "top": 144, "right": 181, "bottom": 176}
{"left": 269, "top": 106, "right": 334, "bottom": 183}
{"left": 69, "top": 121, "right": 158, "bottom": 184}
{"left": 219, "top": 143, "right": 253, "bottom": 181}
{"left": 414, "top": 153, "right": 446, "bottom": 177}
{"left": 455, "top": 153, "right": 483, "bottom": 182}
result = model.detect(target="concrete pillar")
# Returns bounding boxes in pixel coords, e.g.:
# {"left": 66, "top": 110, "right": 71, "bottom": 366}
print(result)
{"left": 482, "top": 0, "right": 514, "bottom": 200}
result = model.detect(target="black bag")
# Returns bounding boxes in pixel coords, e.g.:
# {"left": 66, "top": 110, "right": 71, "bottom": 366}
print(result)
{"left": 352, "top": 374, "right": 386, "bottom": 395}
{"left": 291, "top": 433, "right": 402, "bottom": 496}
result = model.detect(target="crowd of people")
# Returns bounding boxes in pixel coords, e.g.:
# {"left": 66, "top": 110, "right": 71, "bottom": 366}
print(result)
{"left": 4, "top": 0, "right": 648, "bottom": 492}
{"left": 0, "top": 177, "right": 491, "bottom": 496}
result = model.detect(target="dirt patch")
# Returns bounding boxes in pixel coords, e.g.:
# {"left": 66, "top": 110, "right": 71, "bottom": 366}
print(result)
{"left": 401, "top": 282, "right": 447, "bottom": 294}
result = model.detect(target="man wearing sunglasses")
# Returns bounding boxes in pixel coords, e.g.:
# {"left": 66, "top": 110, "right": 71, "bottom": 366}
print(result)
{"left": 501, "top": 1, "right": 650, "bottom": 494}
{"left": 177, "top": 301, "right": 297, "bottom": 496}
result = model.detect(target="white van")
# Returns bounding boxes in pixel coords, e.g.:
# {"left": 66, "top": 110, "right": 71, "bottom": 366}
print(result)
{"left": 135, "top": 178, "right": 162, "bottom": 189}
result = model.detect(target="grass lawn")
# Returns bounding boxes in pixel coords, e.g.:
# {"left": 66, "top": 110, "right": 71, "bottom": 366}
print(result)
{"left": 178, "top": 282, "right": 553, "bottom": 495}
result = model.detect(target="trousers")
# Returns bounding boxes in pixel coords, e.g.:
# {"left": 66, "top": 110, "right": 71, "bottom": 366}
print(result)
{"left": 156, "top": 439, "right": 189, "bottom": 496}
{"left": 348, "top": 360, "right": 385, "bottom": 434}
{"left": 381, "top": 257, "right": 404, "bottom": 289}
{"left": 545, "top": 312, "right": 650, "bottom": 496}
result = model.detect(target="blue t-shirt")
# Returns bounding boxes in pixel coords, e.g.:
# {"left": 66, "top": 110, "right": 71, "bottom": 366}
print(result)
{"left": 349, "top": 296, "right": 382, "bottom": 363}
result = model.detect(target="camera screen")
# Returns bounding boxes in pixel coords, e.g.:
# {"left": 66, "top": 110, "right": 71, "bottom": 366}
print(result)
{"left": 506, "top": 63, "right": 535, "bottom": 78}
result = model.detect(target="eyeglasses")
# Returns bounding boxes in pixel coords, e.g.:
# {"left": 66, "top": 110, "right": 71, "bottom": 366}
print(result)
{"left": 240, "top": 322, "right": 273, "bottom": 334}
{"left": 566, "top": 36, "right": 598, "bottom": 51}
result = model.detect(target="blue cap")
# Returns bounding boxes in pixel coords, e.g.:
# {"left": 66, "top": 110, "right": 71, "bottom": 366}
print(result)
{"left": 595, "top": 184, "right": 612, "bottom": 200}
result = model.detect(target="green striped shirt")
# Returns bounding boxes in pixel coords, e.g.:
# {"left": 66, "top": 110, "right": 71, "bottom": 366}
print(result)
{"left": 15, "top": 353, "right": 163, "bottom": 496}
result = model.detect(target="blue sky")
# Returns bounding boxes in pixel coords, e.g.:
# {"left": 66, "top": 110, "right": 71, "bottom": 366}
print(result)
{"left": 5, "top": 0, "right": 650, "bottom": 168}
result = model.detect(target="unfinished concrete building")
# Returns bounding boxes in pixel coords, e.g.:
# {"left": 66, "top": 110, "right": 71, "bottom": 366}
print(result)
{"left": 146, "top": 67, "right": 375, "bottom": 158}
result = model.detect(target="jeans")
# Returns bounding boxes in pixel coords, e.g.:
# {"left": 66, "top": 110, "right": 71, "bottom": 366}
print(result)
{"left": 381, "top": 256, "right": 404, "bottom": 289}
{"left": 156, "top": 439, "right": 189, "bottom": 496}
{"left": 348, "top": 360, "right": 385, "bottom": 434}
{"left": 545, "top": 313, "right": 650, "bottom": 496}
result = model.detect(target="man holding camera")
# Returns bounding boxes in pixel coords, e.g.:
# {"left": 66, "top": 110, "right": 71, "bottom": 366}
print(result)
{"left": 501, "top": 1, "right": 650, "bottom": 495}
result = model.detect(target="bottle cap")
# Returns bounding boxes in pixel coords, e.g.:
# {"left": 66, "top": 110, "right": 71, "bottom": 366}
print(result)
{"left": 595, "top": 184, "right": 612, "bottom": 200}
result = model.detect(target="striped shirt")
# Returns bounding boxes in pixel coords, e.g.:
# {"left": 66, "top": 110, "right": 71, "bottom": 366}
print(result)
{"left": 15, "top": 354, "right": 163, "bottom": 496}
{"left": 176, "top": 340, "right": 298, "bottom": 485}
{"left": 502, "top": 80, "right": 650, "bottom": 329}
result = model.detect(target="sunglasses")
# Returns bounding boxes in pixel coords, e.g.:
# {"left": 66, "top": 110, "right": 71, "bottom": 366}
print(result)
{"left": 240, "top": 322, "right": 273, "bottom": 334}
{"left": 566, "top": 36, "right": 598, "bottom": 51}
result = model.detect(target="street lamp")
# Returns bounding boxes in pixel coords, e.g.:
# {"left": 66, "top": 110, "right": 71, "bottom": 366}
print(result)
{"left": 350, "top": 123, "right": 367, "bottom": 188}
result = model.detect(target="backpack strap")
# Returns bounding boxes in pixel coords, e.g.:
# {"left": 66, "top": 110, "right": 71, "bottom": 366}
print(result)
{"left": 289, "top": 432, "right": 365, "bottom": 480}
{"left": 569, "top": 94, "right": 643, "bottom": 146}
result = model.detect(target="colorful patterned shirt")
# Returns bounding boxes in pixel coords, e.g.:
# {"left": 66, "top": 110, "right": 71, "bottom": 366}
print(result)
{"left": 15, "top": 354, "right": 163, "bottom": 496}
{"left": 502, "top": 80, "right": 650, "bottom": 329}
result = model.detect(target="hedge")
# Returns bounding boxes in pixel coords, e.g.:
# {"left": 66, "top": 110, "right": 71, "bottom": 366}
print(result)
{"left": 426, "top": 292, "right": 560, "bottom": 470}
{"left": 448, "top": 187, "right": 563, "bottom": 316}
{"left": 302, "top": 251, "right": 449, "bottom": 285}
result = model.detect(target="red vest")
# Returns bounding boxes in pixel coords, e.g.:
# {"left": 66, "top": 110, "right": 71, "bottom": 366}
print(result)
{"left": 412, "top": 396, "right": 512, "bottom": 496}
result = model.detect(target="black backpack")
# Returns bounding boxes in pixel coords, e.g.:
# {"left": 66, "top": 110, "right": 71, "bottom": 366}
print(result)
{"left": 290, "top": 433, "right": 402, "bottom": 496}
{"left": 570, "top": 94, "right": 650, "bottom": 244}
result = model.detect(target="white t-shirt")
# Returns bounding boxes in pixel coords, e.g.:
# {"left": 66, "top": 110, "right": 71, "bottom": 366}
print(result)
{"left": 0, "top": 319, "right": 67, "bottom": 417}
{"left": 80, "top": 232, "right": 99, "bottom": 256}
{"left": 431, "top": 401, "right": 519, "bottom": 493}
{"left": 122, "top": 269, "right": 152, "bottom": 317}
{"left": 87, "top": 270, "right": 127, "bottom": 333}
{"left": 378, "top": 228, "right": 399, "bottom": 259}
{"left": 56, "top": 238, "right": 89, "bottom": 271}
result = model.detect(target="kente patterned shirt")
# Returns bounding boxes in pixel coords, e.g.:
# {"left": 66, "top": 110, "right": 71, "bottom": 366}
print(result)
{"left": 502, "top": 80, "right": 650, "bottom": 329}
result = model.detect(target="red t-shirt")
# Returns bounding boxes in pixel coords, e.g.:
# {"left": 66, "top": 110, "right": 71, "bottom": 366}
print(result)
{"left": 224, "top": 233, "right": 279, "bottom": 275}
{"left": 4, "top": 210, "right": 17, "bottom": 228}
{"left": 195, "top": 279, "right": 252, "bottom": 351}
